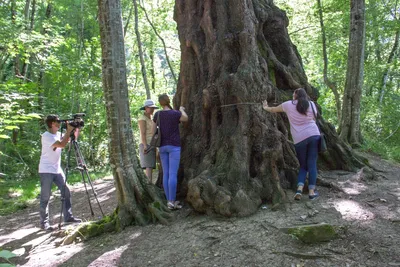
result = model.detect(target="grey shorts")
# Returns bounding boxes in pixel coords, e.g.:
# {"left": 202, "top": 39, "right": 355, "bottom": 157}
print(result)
{"left": 139, "top": 144, "right": 156, "bottom": 169}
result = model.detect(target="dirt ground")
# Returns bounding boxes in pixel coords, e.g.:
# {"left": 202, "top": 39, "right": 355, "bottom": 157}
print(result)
{"left": 1, "top": 151, "right": 400, "bottom": 267}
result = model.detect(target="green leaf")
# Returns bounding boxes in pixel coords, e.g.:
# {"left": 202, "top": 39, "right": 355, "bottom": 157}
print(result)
{"left": 26, "top": 113, "right": 42, "bottom": 119}
{"left": 0, "top": 135, "right": 10, "bottom": 139}
{"left": 0, "top": 250, "right": 16, "bottom": 260}
{"left": 4, "top": 126, "right": 19, "bottom": 130}
{"left": 0, "top": 264, "right": 15, "bottom": 267}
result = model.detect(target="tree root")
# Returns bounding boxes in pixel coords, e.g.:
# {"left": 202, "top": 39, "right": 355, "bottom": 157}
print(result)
{"left": 58, "top": 215, "right": 117, "bottom": 246}
{"left": 58, "top": 201, "right": 172, "bottom": 246}
{"left": 316, "top": 177, "right": 343, "bottom": 192}
{"left": 272, "top": 251, "right": 333, "bottom": 259}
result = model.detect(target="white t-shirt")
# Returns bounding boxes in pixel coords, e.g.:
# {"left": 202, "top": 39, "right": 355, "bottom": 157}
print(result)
{"left": 38, "top": 131, "right": 64, "bottom": 174}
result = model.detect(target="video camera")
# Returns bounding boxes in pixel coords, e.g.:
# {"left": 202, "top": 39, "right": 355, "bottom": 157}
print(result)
{"left": 60, "top": 113, "right": 85, "bottom": 129}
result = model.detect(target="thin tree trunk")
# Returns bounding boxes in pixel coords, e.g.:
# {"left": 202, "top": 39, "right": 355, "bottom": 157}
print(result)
{"left": 317, "top": 0, "right": 341, "bottom": 122}
{"left": 338, "top": 0, "right": 366, "bottom": 146}
{"left": 378, "top": 30, "right": 399, "bottom": 105}
{"left": 30, "top": 0, "right": 36, "bottom": 31}
{"left": 98, "top": 0, "right": 170, "bottom": 227}
{"left": 133, "top": 0, "right": 151, "bottom": 99}
{"left": 149, "top": 33, "right": 156, "bottom": 92}
{"left": 140, "top": 2, "right": 177, "bottom": 84}
{"left": 24, "top": 0, "right": 31, "bottom": 28}
{"left": 11, "top": 0, "right": 21, "bottom": 77}
{"left": 37, "top": 1, "right": 52, "bottom": 112}
{"left": 21, "top": 0, "right": 35, "bottom": 79}
{"left": 124, "top": 5, "right": 134, "bottom": 38}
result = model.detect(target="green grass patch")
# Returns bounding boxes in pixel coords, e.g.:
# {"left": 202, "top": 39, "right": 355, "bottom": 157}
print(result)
{"left": 359, "top": 137, "right": 400, "bottom": 163}
{"left": 0, "top": 169, "right": 111, "bottom": 216}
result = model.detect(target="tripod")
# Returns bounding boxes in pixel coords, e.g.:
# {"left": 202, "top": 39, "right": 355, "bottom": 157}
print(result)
{"left": 58, "top": 128, "right": 104, "bottom": 229}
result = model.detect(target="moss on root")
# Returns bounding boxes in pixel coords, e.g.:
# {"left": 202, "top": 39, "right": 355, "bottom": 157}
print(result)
{"left": 286, "top": 223, "right": 340, "bottom": 243}
{"left": 61, "top": 212, "right": 119, "bottom": 245}
{"left": 60, "top": 200, "right": 172, "bottom": 246}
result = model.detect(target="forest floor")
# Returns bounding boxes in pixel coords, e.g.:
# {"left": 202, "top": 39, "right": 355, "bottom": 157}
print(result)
{"left": 1, "top": 151, "right": 400, "bottom": 267}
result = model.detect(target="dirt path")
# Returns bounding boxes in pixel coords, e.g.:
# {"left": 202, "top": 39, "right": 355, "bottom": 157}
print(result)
{"left": 1, "top": 152, "right": 400, "bottom": 267}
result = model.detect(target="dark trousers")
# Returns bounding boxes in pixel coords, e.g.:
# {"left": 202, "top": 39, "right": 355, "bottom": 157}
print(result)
{"left": 294, "top": 135, "right": 320, "bottom": 190}
{"left": 39, "top": 173, "right": 73, "bottom": 225}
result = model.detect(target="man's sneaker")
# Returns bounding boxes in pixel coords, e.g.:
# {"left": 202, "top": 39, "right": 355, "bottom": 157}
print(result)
{"left": 40, "top": 223, "right": 54, "bottom": 232}
{"left": 65, "top": 217, "right": 82, "bottom": 223}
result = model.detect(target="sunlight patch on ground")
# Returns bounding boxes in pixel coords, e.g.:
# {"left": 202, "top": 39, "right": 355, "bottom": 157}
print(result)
{"left": 390, "top": 187, "right": 400, "bottom": 200}
{"left": 87, "top": 245, "right": 129, "bottom": 267}
{"left": 333, "top": 200, "right": 375, "bottom": 221}
{"left": 338, "top": 181, "right": 367, "bottom": 195}
{"left": 95, "top": 195, "right": 111, "bottom": 203}
{"left": 0, "top": 228, "right": 39, "bottom": 247}
{"left": 25, "top": 240, "right": 84, "bottom": 266}
{"left": 106, "top": 187, "right": 116, "bottom": 194}
{"left": 87, "top": 232, "right": 141, "bottom": 266}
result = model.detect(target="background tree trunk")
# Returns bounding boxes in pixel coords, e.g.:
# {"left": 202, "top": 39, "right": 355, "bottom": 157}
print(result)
{"left": 133, "top": 0, "right": 151, "bottom": 99}
{"left": 317, "top": 0, "right": 341, "bottom": 122}
{"left": 338, "top": 0, "right": 366, "bottom": 146}
{"left": 98, "top": 0, "right": 170, "bottom": 227}
{"left": 173, "top": 0, "right": 365, "bottom": 216}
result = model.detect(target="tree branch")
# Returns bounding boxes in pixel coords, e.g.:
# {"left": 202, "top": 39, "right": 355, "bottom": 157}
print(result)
{"left": 139, "top": 1, "right": 177, "bottom": 84}
{"left": 382, "top": 121, "right": 400, "bottom": 142}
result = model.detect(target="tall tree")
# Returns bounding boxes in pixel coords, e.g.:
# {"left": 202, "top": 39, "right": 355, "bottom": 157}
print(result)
{"left": 174, "top": 0, "right": 365, "bottom": 216}
{"left": 97, "top": 0, "right": 170, "bottom": 227}
{"left": 338, "top": 0, "right": 366, "bottom": 146}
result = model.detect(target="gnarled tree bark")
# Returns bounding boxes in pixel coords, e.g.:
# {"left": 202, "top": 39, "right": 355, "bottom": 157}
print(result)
{"left": 173, "top": 0, "right": 365, "bottom": 217}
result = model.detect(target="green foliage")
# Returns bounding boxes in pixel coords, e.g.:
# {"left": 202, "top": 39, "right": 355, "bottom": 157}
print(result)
{"left": 0, "top": 249, "right": 16, "bottom": 267}
{"left": 0, "top": 0, "right": 179, "bottom": 211}
{"left": 276, "top": 0, "right": 400, "bottom": 162}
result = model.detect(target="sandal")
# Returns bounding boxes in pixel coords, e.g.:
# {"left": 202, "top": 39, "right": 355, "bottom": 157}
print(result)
{"left": 294, "top": 190, "right": 302, "bottom": 201}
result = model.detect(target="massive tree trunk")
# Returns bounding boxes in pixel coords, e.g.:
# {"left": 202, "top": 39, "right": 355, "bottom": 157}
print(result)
{"left": 98, "top": 0, "right": 170, "bottom": 227}
{"left": 173, "top": 0, "right": 365, "bottom": 217}
{"left": 338, "top": 0, "right": 366, "bottom": 146}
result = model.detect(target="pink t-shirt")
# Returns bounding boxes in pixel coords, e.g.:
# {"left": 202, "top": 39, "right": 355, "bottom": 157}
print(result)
{"left": 281, "top": 100, "right": 320, "bottom": 144}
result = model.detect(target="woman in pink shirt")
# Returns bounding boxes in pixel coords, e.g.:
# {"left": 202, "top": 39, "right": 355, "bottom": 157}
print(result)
{"left": 263, "top": 88, "right": 320, "bottom": 200}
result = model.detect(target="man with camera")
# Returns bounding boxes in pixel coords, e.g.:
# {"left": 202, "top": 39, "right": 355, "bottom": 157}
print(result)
{"left": 38, "top": 115, "right": 81, "bottom": 231}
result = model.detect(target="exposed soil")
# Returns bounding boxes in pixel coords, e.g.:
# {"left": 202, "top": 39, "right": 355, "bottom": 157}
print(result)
{"left": 1, "top": 151, "right": 400, "bottom": 267}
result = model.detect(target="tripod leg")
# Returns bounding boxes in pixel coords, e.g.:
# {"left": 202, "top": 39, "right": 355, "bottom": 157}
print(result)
{"left": 73, "top": 141, "right": 104, "bottom": 216}
{"left": 72, "top": 141, "right": 95, "bottom": 216}
{"left": 83, "top": 169, "right": 105, "bottom": 216}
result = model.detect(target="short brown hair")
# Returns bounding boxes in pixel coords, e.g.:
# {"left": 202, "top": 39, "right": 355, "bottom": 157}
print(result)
{"left": 45, "top": 114, "right": 59, "bottom": 128}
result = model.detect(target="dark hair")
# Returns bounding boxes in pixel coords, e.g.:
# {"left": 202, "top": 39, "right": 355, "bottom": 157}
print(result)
{"left": 158, "top": 94, "right": 173, "bottom": 110}
{"left": 293, "top": 88, "right": 309, "bottom": 115}
{"left": 45, "top": 114, "right": 59, "bottom": 128}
